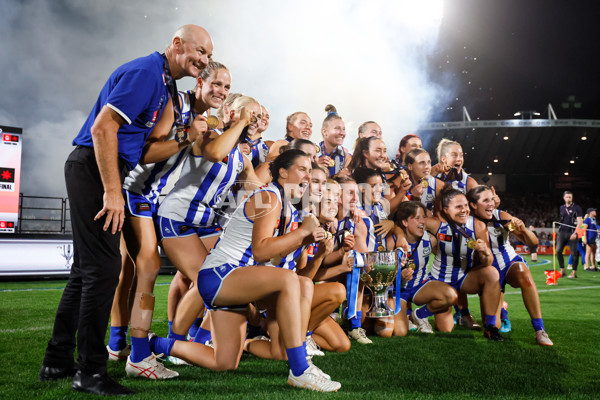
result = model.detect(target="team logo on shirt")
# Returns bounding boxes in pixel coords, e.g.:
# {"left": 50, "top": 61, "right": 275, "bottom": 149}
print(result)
{"left": 423, "top": 245, "right": 432, "bottom": 257}
{"left": 437, "top": 233, "right": 452, "bottom": 242}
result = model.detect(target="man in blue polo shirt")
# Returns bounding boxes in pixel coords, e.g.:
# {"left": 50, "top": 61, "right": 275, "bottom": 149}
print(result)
{"left": 39, "top": 25, "right": 213, "bottom": 396}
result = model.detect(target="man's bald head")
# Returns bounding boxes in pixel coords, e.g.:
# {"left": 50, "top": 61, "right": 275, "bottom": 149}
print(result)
{"left": 167, "top": 24, "right": 214, "bottom": 80}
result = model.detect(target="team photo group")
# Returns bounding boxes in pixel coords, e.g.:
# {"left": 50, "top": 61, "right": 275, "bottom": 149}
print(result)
{"left": 38, "top": 24, "right": 554, "bottom": 396}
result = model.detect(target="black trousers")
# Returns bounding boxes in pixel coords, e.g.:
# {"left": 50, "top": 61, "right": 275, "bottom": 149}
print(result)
{"left": 43, "top": 147, "right": 128, "bottom": 374}
{"left": 556, "top": 229, "right": 580, "bottom": 271}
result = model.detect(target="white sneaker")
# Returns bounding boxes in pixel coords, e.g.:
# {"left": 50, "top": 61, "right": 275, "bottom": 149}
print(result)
{"left": 306, "top": 336, "right": 325, "bottom": 357}
{"left": 165, "top": 355, "right": 190, "bottom": 365}
{"left": 287, "top": 365, "right": 341, "bottom": 392}
{"left": 107, "top": 344, "right": 130, "bottom": 361}
{"left": 410, "top": 313, "right": 434, "bottom": 334}
{"left": 535, "top": 330, "right": 554, "bottom": 346}
{"left": 125, "top": 354, "right": 179, "bottom": 380}
{"left": 348, "top": 328, "right": 373, "bottom": 344}
{"left": 408, "top": 320, "right": 418, "bottom": 332}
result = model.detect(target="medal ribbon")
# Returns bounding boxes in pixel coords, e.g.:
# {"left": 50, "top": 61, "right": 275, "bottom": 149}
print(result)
{"left": 345, "top": 250, "right": 365, "bottom": 319}
{"left": 368, "top": 203, "right": 386, "bottom": 251}
{"left": 160, "top": 53, "right": 184, "bottom": 128}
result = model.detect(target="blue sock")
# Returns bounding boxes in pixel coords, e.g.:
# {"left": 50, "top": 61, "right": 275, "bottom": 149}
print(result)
{"left": 485, "top": 315, "right": 496, "bottom": 327}
{"left": 188, "top": 318, "right": 202, "bottom": 338}
{"left": 168, "top": 320, "right": 173, "bottom": 333}
{"left": 130, "top": 336, "right": 152, "bottom": 363}
{"left": 149, "top": 335, "right": 176, "bottom": 356}
{"left": 407, "top": 308, "right": 412, "bottom": 316}
{"left": 531, "top": 318, "right": 545, "bottom": 332}
{"left": 501, "top": 308, "right": 508, "bottom": 320}
{"left": 168, "top": 328, "right": 187, "bottom": 341}
{"left": 108, "top": 326, "right": 128, "bottom": 351}
{"left": 350, "top": 311, "right": 362, "bottom": 330}
{"left": 286, "top": 345, "right": 309, "bottom": 376}
{"left": 453, "top": 305, "right": 460, "bottom": 314}
{"left": 306, "top": 331, "right": 313, "bottom": 337}
{"left": 192, "top": 327, "right": 212, "bottom": 344}
{"left": 460, "top": 308, "right": 471, "bottom": 317}
{"left": 416, "top": 305, "right": 434, "bottom": 320}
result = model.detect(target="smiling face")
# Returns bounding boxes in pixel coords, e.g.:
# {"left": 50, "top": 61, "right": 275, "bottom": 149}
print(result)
{"left": 400, "top": 136, "right": 422, "bottom": 157}
{"left": 441, "top": 143, "right": 464, "bottom": 172}
{"left": 309, "top": 168, "right": 328, "bottom": 204}
{"left": 443, "top": 193, "right": 470, "bottom": 225}
{"left": 230, "top": 101, "right": 262, "bottom": 136}
{"left": 339, "top": 181, "right": 359, "bottom": 215}
{"left": 173, "top": 27, "right": 214, "bottom": 79}
{"left": 402, "top": 206, "right": 426, "bottom": 241}
{"left": 258, "top": 106, "right": 270, "bottom": 133}
{"left": 279, "top": 155, "right": 312, "bottom": 200}
{"left": 199, "top": 68, "right": 231, "bottom": 110}
{"left": 322, "top": 118, "right": 346, "bottom": 146}
{"left": 320, "top": 186, "right": 340, "bottom": 223}
{"left": 361, "top": 175, "right": 384, "bottom": 206}
{"left": 470, "top": 189, "right": 494, "bottom": 220}
{"left": 287, "top": 113, "right": 312, "bottom": 140}
{"left": 364, "top": 139, "right": 387, "bottom": 169}
{"left": 408, "top": 152, "right": 431, "bottom": 180}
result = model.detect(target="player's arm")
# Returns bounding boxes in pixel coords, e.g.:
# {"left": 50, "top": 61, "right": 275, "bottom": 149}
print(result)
{"left": 91, "top": 106, "right": 126, "bottom": 234}
{"left": 197, "top": 110, "right": 250, "bottom": 162}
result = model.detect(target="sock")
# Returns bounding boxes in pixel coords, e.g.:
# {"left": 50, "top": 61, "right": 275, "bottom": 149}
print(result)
{"left": 130, "top": 336, "right": 152, "bottom": 363}
{"left": 286, "top": 345, "right": 310, "bottom": 376}
{"left": 168, "top": 320, "right": 173, "bottom": 333}
{"left": 531, "top": 318, "right": 545, "bottom": 332}
{"left": 484, "top": 315, "right": 496, "bottom": 327}
{"left": 168, "top": 328, "right": 187, "bottom": 341}
{"left": 149, "top": 335, "right": 175, "bottom": 357}
{"left": 188, "top": 318, "right": 202, "bottom": 339}
{"left": 406, "top": 308, "right": 412, "bottom": 317}
{"left": 306, "top": 331, "right": 313, "bottom": 338}
{"left": 453, "top": 305, "right": 460, "bottom": 314}
{"left": 192, "top": 327, "right": 212, "bottom": 344}
{"left": 500, "top": 308, "right": 508, "bottom": 320}
{"left": 349, "top": 311, "right": 363, "bottom": 330}
{"left": 415, "top": 305, "right": 434, "bottom": 320}
{"left": 460, "top": 308, "right": 471, "bottom": 317}
{"left": 108, "top": 326, "right": 128, "bottom": 351}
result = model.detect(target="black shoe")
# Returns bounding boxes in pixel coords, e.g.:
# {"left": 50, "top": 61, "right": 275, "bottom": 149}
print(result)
{"left": 71, "top": 370, "right": 135, "bottom": 396}
{"left": 483, "top": 325, "right": 504, "bottom": 342}
{"left": 39, "top": 363, "right": 78, "bottom": 381}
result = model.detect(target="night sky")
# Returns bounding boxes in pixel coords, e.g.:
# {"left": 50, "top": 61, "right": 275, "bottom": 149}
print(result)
{"left": 430, "top": 0, "right": 600, "bottom": 121}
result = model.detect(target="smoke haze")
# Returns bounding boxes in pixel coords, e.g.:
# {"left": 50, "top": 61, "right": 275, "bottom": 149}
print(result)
{"left": 0, "top": 0, "right": 450, "bottom": 196}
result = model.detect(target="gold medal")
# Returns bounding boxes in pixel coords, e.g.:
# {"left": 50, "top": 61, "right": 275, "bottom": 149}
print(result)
{"left": 315, "top": 144, "right": 321, "bottom": 153}
{"left": 467, "top": 239, "right": 477, "bottom": 249}
{"left": 343, "top": 231, "right": 350, "bottom": 238}
{"left": 420, "top": 178, "right": 429, "bottom": 188}
{"left": 270, "top": 257, "right": 282, "bottom": 266}
{"left": 250, "top": 115, "right": 258, "bottom": 123}
{"left": 408, "top": 262, "right": 417, "bottom": 270}
{"left": 505, "top": 221, "right": 515, "bottom": 232}
{"left": 328, "top": 159, "right": 335, "bottom": 167}
{"left": 325, "top": 231, "right": 333, "bottom": 240}
{"left": 377, "top": 245, "right": 385, "bottom": 251}
{"left": 206, "top": 115, "right": 220, "bottom": 129}
{"left": 175, "top": 127, "right": 188, "bottom": 144}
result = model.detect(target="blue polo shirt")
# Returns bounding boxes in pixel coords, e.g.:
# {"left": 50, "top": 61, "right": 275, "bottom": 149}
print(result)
{"left": 73, "top": 52, "right": 169, "bottom": 170}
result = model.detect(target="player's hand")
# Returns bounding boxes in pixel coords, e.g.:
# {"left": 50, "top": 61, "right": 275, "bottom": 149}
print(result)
{"left": 318, "top": 156, "right": 332, "bottom": 168}
{"left": 474, "top": 239, "right": 491, "bottom": 256}
{"left": 342, "top": 233, "right": 355, "bottom": 252}
{"left": 300, "top": 213, "right": 320, "bottom": 233}
{"left": 188, "top": 115, "right": 207, "bottom": 143}
{"left": 401, "top": 267, "right": 414, "bottom": 281}
{"left": 375, "top": 220, "right": 394, "bottom": 237}
{"left": 94, "top": 189, "right": 125, "bottom": 234}
{"left": 491, "top": 186, "right": 501, "bottom": 206}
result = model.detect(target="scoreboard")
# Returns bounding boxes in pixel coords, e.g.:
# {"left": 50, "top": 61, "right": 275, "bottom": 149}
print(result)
{"left": 0, "top": 125, "right": 22, "bottom": 233}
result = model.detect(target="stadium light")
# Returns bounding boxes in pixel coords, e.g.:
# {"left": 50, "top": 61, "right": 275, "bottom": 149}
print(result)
{"left": 493, "top": 157, "right": 499, "bottom": 163}
{"left": 564, "top": 171, "right": 569, "bottom": 176}
{"left": 503, "top": 136, "right": 509, "bottom": 140}
{"left": 581, "top": 135, "right": 587, "bottom": 141}
{"left": 570, "top": 160, "right": 575, "bottom": 164}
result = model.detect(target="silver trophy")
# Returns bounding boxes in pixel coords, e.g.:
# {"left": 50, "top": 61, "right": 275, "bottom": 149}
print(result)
{"left": 360, "top": 250, "right": 400, "bottom": 317}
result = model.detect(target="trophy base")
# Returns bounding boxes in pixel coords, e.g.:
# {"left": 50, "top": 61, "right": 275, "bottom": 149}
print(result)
{"left": 366, "top": 294, "right": 395, "bottom": 318}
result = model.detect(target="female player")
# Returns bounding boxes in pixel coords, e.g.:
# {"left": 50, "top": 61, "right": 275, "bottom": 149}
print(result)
{"left": 266, "top": 111, "right": 314, "bottom": 160}
{"left": 156, "top": 95, "right": 263, "bottom": 347}
{"left": 111, "top": 62, "right": 231, "bottom": 379}
{"left": 255, "top": 138, "right": 318, "bottom": 184}
{"left": 395, "top": 133, "right": 422, "bottom": 166}
{"left": 390, "top": 201, "right": 458, "bottom": 336}
{"left": 404, "top": 148, "right": 445, "bottom": 213}
{"left": 348, "top": 137, "right": 388, "bottom": 174}
{"left": 467, "top": 185, "right": 553, "bottom": 346}
{"left": 148, "top": 150, "right": 341, "bottom": 392}
{"left": 433, "top": 138, "right": 478, "bottom": 193}
{"left": 423, "top": 187, "right": 503, "bottom": 341}
{"left": 583, "top": 208, "right": 597, "bottom": 271}
{"left": 316, "top": 105, "right": 352, "bottom": 176}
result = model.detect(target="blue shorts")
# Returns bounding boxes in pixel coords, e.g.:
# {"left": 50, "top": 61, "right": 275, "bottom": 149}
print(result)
{"left": 197, "top": 264, "right": 248, "bottom": 311}
{"left": 497, "top": 256, "right": 527, "bottom": 292}
{"left": 124, "top": 190, "right": 157, "bottom": 218}
{"left": 400, "top": 279, "right": 432, "bottom": 305}
{"left": 156, "top": 216, "right": 222, "bottom": 241}
{"left": 428, "top": 273, "right": 468, "bottom": 292}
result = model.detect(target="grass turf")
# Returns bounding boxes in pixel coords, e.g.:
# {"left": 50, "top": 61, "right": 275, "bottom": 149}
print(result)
{"left": 1, "top": 255, "right": 599, "bottom": 399}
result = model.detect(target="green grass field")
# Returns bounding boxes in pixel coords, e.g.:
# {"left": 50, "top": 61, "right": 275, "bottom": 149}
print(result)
{"left": 1, "top": 255, "right": 599, "bottom": 399}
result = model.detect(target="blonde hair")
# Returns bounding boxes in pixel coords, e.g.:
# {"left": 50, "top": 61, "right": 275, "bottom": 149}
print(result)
{"left": 436, "top": 138, "right": 461, "bottom": 163}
